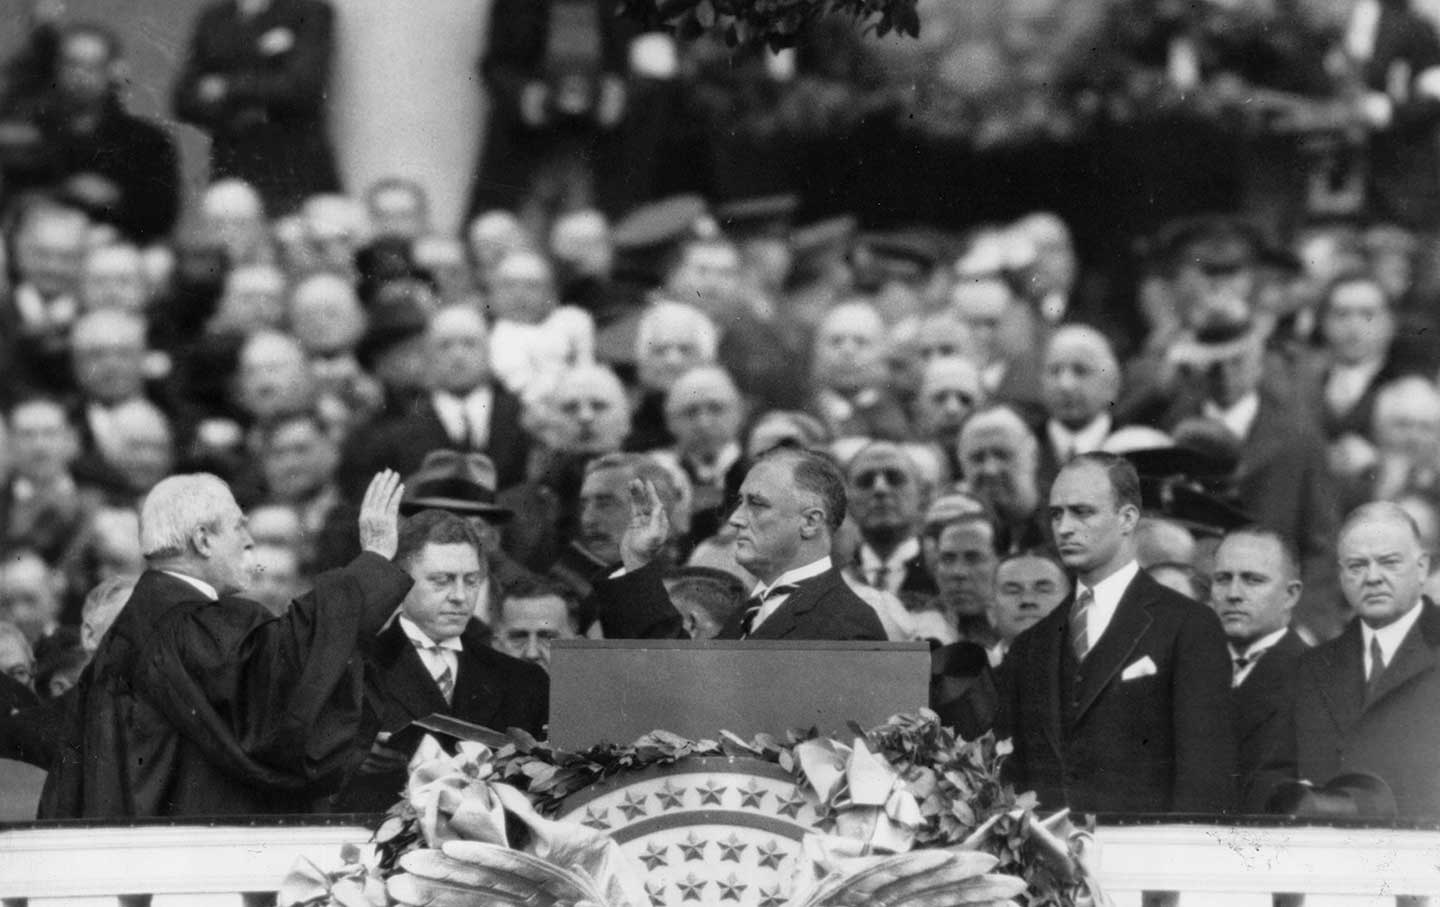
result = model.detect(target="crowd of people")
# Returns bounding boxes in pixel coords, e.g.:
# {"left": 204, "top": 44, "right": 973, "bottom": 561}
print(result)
{"left": 0, "top": 0, "right": 1438, "bottom": 821}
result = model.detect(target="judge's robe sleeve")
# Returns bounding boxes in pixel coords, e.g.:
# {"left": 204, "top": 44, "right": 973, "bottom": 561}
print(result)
{"left": 141, "top": 551, "right": 412, "bottom": 795}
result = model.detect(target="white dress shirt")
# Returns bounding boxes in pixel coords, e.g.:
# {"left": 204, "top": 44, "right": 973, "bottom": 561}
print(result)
{"left": 857, "top": 537, "right": 921, "bottom": 596}
{"left": 1230, "top": 626, "right": 1289, "bottom": 688}
{"left": 162, "top": 570, "right": 219, "bottom": 601}
{"left": 1073, "top": 560, "right": 1141, "bottom": 651}
{"left": 399, "top": 615, "right": 463, "bottom": 687}
{"left": 431, "top": 387, "right": 493, "bottom": 450}
{"left": 1047, "top": 414, "right": 1113, "bottom": 462}
{"left": 1362, "top": 601, "right": 1425, "bottom": 679}
{"left": 1203, "top": 391, "right": 1261, "bottom": 442}
{"left": 750, "top": 555, "right": 832, "bottom": 632}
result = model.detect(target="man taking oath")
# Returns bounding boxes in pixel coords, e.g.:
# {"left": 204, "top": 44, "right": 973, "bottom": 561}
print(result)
{"left": 40, "top": 471, "right": 413, "bottom": 818}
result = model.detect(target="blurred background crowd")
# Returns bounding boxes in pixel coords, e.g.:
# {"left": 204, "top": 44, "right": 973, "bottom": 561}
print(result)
{"left": 1, "top": 0, "right": 1439, "bottom": 738}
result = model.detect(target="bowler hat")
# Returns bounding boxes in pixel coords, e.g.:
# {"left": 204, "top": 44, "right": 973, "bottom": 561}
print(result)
{"left": 401, "top": 450, "right": 514, "bottom": 521}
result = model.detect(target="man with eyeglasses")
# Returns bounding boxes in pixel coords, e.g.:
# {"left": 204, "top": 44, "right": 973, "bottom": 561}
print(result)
{"left": 843, "top": 441, "right": 936, "bottom": 603}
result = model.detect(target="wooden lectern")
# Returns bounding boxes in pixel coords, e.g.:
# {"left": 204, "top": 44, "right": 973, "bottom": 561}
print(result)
{"left": 547, "top": 639, "right": 931, "bottom": 750}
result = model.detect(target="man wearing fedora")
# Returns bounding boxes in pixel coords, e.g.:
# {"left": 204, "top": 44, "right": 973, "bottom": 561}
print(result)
{"left": 1271, "top": 502, "right": 1440, "bottom": 819}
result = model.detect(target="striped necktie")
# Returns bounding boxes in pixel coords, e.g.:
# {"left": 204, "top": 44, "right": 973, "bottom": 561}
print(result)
{"left": 739, "top": 584, "right": 800, "bottom": 638}
{"left": 1070, "top": 588, "right": 1094, "bottom": 661}
{"left": 414, "top": 638, "right": 456, "bottom": 704}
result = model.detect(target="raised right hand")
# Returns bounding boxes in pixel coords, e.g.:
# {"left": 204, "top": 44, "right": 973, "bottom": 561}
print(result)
{"left": 619, "top": 478, "right": 670, "bottom": 571}
{"left": 359, "top": 470, "right": 405, "bottom": 559}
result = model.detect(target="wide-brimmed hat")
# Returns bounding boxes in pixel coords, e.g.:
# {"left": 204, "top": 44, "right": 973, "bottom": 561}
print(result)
{"left": 401, "top": 450, "right": 513, "bottom": 522}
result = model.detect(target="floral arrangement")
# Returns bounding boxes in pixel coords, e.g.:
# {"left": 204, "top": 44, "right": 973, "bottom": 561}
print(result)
{"left": 282, "top": 710, "right": 1105, "bottom": 907}
{"left": 617, "top": 0, "right": 921, "bottom": 50}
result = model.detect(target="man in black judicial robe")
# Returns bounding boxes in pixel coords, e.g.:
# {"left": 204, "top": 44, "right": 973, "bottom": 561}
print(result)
{"left": 39, "top": 471, "right": 412, "bottom": 819}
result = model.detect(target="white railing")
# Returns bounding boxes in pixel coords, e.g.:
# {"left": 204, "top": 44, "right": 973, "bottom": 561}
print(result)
{"left": 0, "top": 821, "right": 1437, "bottom": 906}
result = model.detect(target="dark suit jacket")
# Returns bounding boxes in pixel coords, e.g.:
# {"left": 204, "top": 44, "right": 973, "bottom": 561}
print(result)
{"left": 336, "top": 619, "right": 549, "bottom": 811}
{"left": 1294, "top": 339, "right": 1435, "bottom": 445}
{"left": 41, "top": 553, "right": 412, "bottom": 818}
{"left": 172, "top": 0, "right": 339, "bottom": 213}
{"left": 1232, "top": 628, "right": 1307, "bottom": 812}
{"left": 999, "top": 568, "right": 1236, "bottom": 815}
{"left": 339, "top": 387, "right": 532, "bottom": 499}
{"left": 589, "top": 561, "right": 887, "bottom": 641}
{"left": 1162, "top": 387, "right": 1343, "bottom": 641}
{"left": 1283, "top": 602, "right": 1440, "bottom": 820}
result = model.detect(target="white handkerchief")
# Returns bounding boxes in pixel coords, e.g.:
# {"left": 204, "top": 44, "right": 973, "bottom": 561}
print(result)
{"left": 1121, "top": 656, "right": 1158, "bottom": 682}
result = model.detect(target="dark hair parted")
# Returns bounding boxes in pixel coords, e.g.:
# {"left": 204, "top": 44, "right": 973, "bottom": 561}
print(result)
{"left": 1065, "top": 451, "right": 1142, "bottom": 512}
{"left": 756, "top": 446, "right": 846, "bottom": 533}
{"left": 393, "top": 509, "right": 484, "bottom": 571}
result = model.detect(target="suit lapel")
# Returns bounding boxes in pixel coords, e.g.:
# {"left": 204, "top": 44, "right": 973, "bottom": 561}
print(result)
{"left": 1315, "top": 623, "right": 1365, "bottom": 735}
{"left": 450, "top": 625, "right": 503, "bottom": 729}
{"left": 1034, "top": 605, "right": 1067, "bottom": 762}
{"left": 749, "top": 571, "right": 832, "bottom": 640}
{"left": 373, "top": 624, "right": 449, "bottom": 723}
{"left": 1366, "top": 604, "right": 1440, "bottom": 709}
{"left": 1073, "top": 574, "right": 1153, "bottom": 724}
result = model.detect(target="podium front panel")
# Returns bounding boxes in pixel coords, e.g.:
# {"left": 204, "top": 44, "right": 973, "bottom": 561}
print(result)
{"left": 547, "top": 640, "right": 930, "bottom": 749}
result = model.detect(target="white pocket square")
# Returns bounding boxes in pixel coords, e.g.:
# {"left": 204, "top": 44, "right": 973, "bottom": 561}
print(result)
{"left": 1121, "top": 656, "right": 1158, "bottom": 681}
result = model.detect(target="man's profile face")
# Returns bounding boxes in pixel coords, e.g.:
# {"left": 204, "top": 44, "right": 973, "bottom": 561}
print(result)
{"left": 959, "top": 423, "right": 1034, "bottom": 516}
{"left": 578, "top": 467, "right": 632, "bottom": 565}
{"left": 993, "top": 555, "right": 1069, "bottom": 642}
{"left": 1049, "top": 462, "right": 1132, "bottom": 577}
{"left": 201, "top": 506, "right": 257, "bottom": 598}
{"left": 1338, "top": 515, "right": 1429, "bottom": 628}
{"left": 494, "top": 594, "right": 573, "bottom": 670}
{"left": 847, "top": 445, "right": 922, "bottom": 540}
{"left": 933, "top": 521, "right": 998, "bottom": 618}
{"left": 1210, "top": 533, "right": 1297, "bottom": 646}
{"left": 729, "top": 458, "right": 810, "bottom": 579}
{"left": 400, "top": 542, "right": 484, "bottom": 642}
{"left": 426, "top": 308, "right": 489, "bottom": 395}
{"left": 1042, "top": 331, "right": 1117, "bottom": 429}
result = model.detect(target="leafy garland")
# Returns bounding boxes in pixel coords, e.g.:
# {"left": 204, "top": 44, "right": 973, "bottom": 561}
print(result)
{"left": 616, "top": 0, "right": 921, "bottom": 50}
{"left": 369, "top": 710, "right": 1087, "bottom": 907}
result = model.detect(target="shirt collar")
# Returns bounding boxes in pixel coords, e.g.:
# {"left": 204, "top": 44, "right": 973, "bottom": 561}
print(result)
{"left": 1047, "top": 413, "right": 1113, "bottom": 457}
{"left": 1203, "top": 391, "right": 1260, "bottom": 441}
{"left": 1361, "top": 600, "right": 1425, "bottom": 665}
{"left": 859, "top": 536, "right": 921, "bottom": 573}
{"left": 399, "top": 615, "right": 465, "bottom": 651}
{"left": 161, "top": 570, "right": 219, "bottom": 601}
{"left": 753, "top": 555, "right": 831, "bottom": 598}
{"left": 1229, "top": 625, "right": 1289, "bottom": 660}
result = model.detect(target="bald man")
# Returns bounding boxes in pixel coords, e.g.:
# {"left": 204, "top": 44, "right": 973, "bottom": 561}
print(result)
{"left": 809, "top": 301, "right": 911, "bottom": 442}
{"left": 1036, "top": 325, "right": 1125, "bottom": 488}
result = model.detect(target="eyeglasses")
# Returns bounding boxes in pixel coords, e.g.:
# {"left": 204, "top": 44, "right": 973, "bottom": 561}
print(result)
{"left": 854, "top": 468, "right": 910, "bottom": 490}
{"left": 929, "top": 389, "right": 976, "bottom": 407}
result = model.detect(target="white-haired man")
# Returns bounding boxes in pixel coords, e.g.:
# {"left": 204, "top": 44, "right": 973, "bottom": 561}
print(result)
{"left": 40, "top": 471, "right": 412, "bottom": 819}
{"left": 629, "top": 301, "right": 720, "bottom": 450}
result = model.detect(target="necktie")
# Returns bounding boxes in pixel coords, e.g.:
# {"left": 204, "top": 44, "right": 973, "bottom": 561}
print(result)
{"left": 1070, "top": 588, "right": 1093, "bottom": 661}
{"left": 739, "top": 584, "right": 800, "bottom": 638}
{"left": 870, "top": 565, "right": 891, "bottom": 591}
{"left": 415, "top": 639, "right": 456, "bottom": 704}
{"left": 1366, "top": 635, "right": 1386, "bottom": 699}
{"left": 1232, "top": 650, "right": 1261, "bottom": 687}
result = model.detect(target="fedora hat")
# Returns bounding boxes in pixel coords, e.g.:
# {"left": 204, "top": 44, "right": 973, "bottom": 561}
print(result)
{"left": 401, "top": 450, "right": 513, "bottom": 522}
{"left": 1268, "top": 771, "right": 1398, "bottom": 820}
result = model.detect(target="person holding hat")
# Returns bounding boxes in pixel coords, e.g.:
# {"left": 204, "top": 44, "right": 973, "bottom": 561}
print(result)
{"left": 1268, "top": 502, "right": 1440, "bottom": 819}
